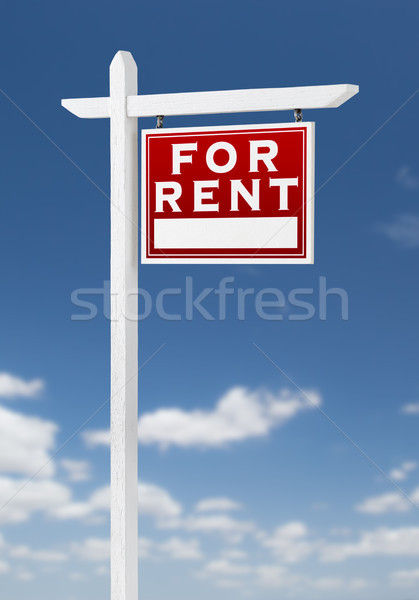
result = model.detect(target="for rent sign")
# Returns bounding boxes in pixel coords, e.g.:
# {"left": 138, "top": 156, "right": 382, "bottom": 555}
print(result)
{"left": 141, "top": 123, "right": 314, "bottom": 263}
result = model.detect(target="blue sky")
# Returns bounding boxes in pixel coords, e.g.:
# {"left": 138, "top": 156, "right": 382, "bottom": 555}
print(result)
{"left": 0, "top": 0, "right": 419, "bottom": 598}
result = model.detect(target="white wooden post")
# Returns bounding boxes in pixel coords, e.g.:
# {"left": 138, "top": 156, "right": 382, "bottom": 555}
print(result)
{"left": 110, "top": 51, "right": 138, "bottom": 600}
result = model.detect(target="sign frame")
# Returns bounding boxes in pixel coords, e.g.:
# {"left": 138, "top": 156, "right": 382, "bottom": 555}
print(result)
{"left": 61, "top": 50, "right": 358, "bottom": 600}
{"left": 141, "top": 121, "right": 315, "bottom": 264}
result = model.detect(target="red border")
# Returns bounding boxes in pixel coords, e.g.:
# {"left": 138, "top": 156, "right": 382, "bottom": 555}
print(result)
{"left": 145, "top": 126, "right": 308, "bottom": 260}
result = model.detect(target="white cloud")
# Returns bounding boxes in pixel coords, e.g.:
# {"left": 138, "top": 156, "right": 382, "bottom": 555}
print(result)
{"left": 258, "top": 522, "right": 419, "bottom": 565}
{"left": 355, "top": 491, "right": 411, "bottom": 514}
{"left": 9, "top": 545, "right": 68, "bottom": 562}
{"left": 73, "top": 536, "right": 202, "bottom": 563}
{"left": 311, "top": 577, "right": 343, "bottom": 590}
{"left": 52, "top": 481, "right": 182, "bottom": 523}
{"left": 162, "top": 514, "right": 256, "bottom": 542}
{"left": 396, "top": 166, "right": 419, "bottom": 190}
{"left": 139, "top": 482, "right": 182, "bottom": 520}
{"left": 377, "top": 214, "right": 419, "bottom": 248}
{"left": 349, "top": 578, "right": 372, "bottom": 590}
{"left": 71, "top": 538, "right": 110, "bottom": 562}
{"left": 221, "top": 549, "right": 248, "bottom": 561}
{"left": 391, "top": 568, "right": 419, "bottom": 586}
{"left": 16, "top": 570, "right": 34, "bottom": 581}
{"left": 255, "top": 565, "right": 301, "bottom": 588}
{"left": 84, "top": 387, "right": 321, "bottom": 450}
{"left": 212, "top": 578, "right": 246, "bottom": 589}
{"left": 83, "top": 429, "right": 110, "bottom": 447}
{"left": 401, "top": 402, "right": 419, "bottom": 414}
{"left": 261, "top": 522, "right": 315, "bottom": 563}
{"left": 355, "top": 486, "right": 419, "bottom": 514}
{"left": 40, "top": 565, "right": 61, "bottom": 575}
{"left": 0, "top": 560, "right": 10, "bottom": 574}
{"left": 204, "top": 561, "right": 369, "bottom": 593}
{"left": 60, "top": 460, "right": 90, "bottom": 483}
{"left": 201, "top": 541, "right": 373, "bottom": 592}
{"left": 0, "top": 373, "right": 44, "bottom": 399}
{"left": 199, "top": 556, "right": 255, "bottom": 590}
{"left": 138, "top": 387, "right": 320, "bottom": 449}
{"left": 195, "top": 497, "right": 243, "bottom": 513}
{"left": 158, "top": 537, "right": 203, "bottom": 560}
{"left": 138, "top": 537, "right": 154, "bottom": 559}
{"left": 51, "top": 485, "right": 109, "bottom": 520}
{"left": 205, "top": 559, "right": 251, "bottom": 576}
{"left": 0, "top": 477, "right": 71, "bottom": 524}
{"left": 329, "top": 527, "right": 352, "bottom": 537}
{"left": 389, "top": 460, "right": 417, "bottom": 481}
{"left": 51, "top": 501, "right": 92, "bottom": 520}
{"left": 0, "top": 405, "right": 58, "bottom": 478}
{"left": 320, "top": 526, "right": 419, "bottom": 562}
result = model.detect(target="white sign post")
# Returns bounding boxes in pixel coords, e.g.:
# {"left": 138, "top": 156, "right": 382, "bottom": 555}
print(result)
{"left": 62, "top": 50, "right": 358, "bottom": 600}
{"left": 109, "top": 52, "right": 138, "bottom": 600}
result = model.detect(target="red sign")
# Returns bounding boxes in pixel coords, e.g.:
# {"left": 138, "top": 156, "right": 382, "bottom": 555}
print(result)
{"left": 141, "top": 123, "right": 314, "bottom": 263}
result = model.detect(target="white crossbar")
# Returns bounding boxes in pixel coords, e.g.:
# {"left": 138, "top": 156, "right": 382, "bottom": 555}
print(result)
{"left": 62, "top": 83, "right": 358, "bottom": 119}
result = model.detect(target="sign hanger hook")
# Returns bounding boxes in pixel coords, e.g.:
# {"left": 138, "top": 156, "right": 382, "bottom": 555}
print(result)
{"left": 294, "top": 108, "right": 303, "bottom": 122}
{"left": 156, "top": 115, "right": 164, "bottom": 128}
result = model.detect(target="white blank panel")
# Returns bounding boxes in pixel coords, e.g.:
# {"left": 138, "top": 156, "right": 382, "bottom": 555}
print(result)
{"left": 154, "top": 217, "right": 298, "bottom": 249}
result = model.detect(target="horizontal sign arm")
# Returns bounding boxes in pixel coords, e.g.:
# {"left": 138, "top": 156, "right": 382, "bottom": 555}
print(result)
{"left": 62, "top": 83, "right": 358, "bottom": 119}
{"left": 62, "top": 97, "right": 109, "bottom": 119}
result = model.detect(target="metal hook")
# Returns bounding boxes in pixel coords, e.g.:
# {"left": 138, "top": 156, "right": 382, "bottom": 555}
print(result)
{"left": 156, "top": 115, "right": 164, "bottom": 129}
{"left": 294, "top": 109, "right": 303, "bottom": 123}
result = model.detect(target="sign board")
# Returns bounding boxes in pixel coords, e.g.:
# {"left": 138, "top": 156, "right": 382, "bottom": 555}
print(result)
{"left": 142, "top": 122, "right": 314, "bottom": 264}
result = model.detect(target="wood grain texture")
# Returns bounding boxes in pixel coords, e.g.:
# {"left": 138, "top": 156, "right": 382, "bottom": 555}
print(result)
{"left": 127, "top": 84, "right": 358, "bottom": 116}
{"left": 62, "top": 83, "right": 358, "bottom": 118}
{"left": 110, "top": 50, "right": 138, "bottom": 600}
